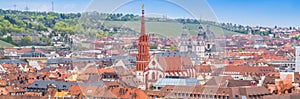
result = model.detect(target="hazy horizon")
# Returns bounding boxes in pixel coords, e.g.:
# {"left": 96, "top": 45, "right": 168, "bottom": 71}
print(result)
{"left": 0, "top": 0, "right": 299, "bottom": 27}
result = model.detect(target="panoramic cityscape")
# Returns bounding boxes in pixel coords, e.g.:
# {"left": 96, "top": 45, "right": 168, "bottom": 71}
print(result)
{"left": 0, "top": 0, "right": 300, "bottom": 99}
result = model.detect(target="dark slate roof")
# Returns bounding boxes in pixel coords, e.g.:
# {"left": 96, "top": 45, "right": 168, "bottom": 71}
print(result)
{"left": 156, "top": 52, "right": 198, "bottom": 59}
{"left": 73, "top": 58, "right": 96, "bottom": 62}
{"left": 46, "top": 56, "right": 136, "bottom": 64}
{"left": 77, "top": 81, "right": 105, "bottom": 87}
{"left": 25, "top": 80, "right": 76, "bottom": 91}
{"left": 156, "top": 52, "right": 189, "bottom": 57}
{"left": 45, "top": 58, "right": 72, "bottom": 64}
{"left": 0, "top": 59, "right": 27, "bottom": 64}
{"left": 21, "top": 47, "right": 45, "bottom": 57}
{"left": 98, "top": 55, "right": 136, "bottom": 63}
{"left": 110, "top": 56, "right": 136, "bottom": 61}
{"left": 267, "top": 60, "right": 294, "bottom": 64}
{"left": 198, "top": 31, "right": 206, "bottom": 38}
{"left": 226, "top": 80, "right": 253, "bottom": 87}
{"left": 46, "top": 58, "right": 101, "bottom": 64}
{"left": 154, "top": 76, "right": 199, "bottom": 87}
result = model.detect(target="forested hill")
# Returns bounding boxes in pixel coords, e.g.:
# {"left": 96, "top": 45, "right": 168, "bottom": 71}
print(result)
{"left": 0, "top": 9, "right": 80, "bottom": 35}
{"left": 0, "top": 9, "right": 231, "bottom": 36}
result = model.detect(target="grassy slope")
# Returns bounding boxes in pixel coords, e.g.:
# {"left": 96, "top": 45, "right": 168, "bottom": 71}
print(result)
{"left": 0, "top": 40, "right": 14, "bottom": 48}
{"left": 103, "top": 21, "right": 238, "bottom": 37}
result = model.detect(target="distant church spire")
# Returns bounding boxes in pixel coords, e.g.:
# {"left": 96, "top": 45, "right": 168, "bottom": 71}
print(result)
{"left": 248, "top": 27, "right": 252, "bottom": 39}
{"left": 197, "top": 19, "right": 205, "bottom": 39}
{"left": 198, "top": 18, "right": 203, "bottom": 30}
{"left": 181, "top": 19, "right": 188, "bottom": 37}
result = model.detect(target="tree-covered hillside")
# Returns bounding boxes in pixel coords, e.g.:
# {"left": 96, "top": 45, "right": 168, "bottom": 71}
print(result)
{"left": 0, "top": 9, "right": 81, "bottom": 35}
{"left": 0, "top": 9, "right": 241, "bottom": 46}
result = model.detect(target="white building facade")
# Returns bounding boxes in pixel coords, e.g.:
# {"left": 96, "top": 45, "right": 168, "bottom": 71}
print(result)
{"left": 296, "top": 46, "right": 300, "bottom": 72}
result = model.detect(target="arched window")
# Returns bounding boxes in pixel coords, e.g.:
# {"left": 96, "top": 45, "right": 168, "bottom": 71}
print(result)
{"left": 152, "top": 72, "right": 155, "bottom": 80}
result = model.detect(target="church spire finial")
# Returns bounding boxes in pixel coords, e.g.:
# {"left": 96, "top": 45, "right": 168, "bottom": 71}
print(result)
{"left": 141, "top": 4, "right": 146, "bottom": 35}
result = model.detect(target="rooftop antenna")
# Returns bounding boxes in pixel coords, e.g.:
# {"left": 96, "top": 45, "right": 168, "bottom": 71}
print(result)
{"left": 25, "top": 6, "right": 29, "bottom": 11}
{"left": 13, "top": 4, "right": 17, "bottom": 10}
{"left": 165, "top": 14, "right": 168, "bottom": 19}
{"left": 199, "top": 16, "right": 202, "bottom": 24}
{"left": 51, "top": 1, "right": 54, "bottom": 12}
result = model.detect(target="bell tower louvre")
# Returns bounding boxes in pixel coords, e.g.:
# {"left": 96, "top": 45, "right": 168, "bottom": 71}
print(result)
{"left": 136, "top": 4, "right": 150, "bottom": 71}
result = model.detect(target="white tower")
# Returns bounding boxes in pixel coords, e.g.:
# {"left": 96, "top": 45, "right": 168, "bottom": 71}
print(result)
{"left": 248, "top": 27, "right": 252, "bottom": 39}
{"left": 179, "top": 19, "right": 189, "bottom": 52}
{"left": 194, "top": 23, "right": 206, "bottom": 58}
{"left": 296, "top": 46, "right": 300, "bottom": 72}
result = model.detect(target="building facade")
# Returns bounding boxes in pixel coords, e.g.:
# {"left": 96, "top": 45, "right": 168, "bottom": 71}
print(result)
{"left": 178, "top": 20, "right": 215, "bottom": 60}
{"left": 296, "top": 46, "right": 300, "bottom": 72}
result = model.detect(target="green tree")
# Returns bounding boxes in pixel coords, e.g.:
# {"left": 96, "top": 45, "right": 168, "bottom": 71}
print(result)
{"left": 238, "top": 47, "right": 243, "bottom": 52}
{"left": 170, "top": 46, "right": 177, "bottom": 51}
{"left": 106, "top": 16, "right": 111, "bottom": 21}
{"left": 96, "top": 33, "right": 101, "bottom": 38}
{"left": 96, "top": 30, "right": 105, "bottom": 38}
{"left": 54, "top": 21, "right": 75, "bottom": 34}
{"left": 99, "top": 30, "right": 105, "bottom": 35}
{"left": 0, "top": 25, "right": 3, "bottom": 35}
{"left": 6, "top": 36, "right": 13, "bottom": 43}
{"left": 41, "top": 36, "right": 47, "bottom": 43}
{"left": 20, "top": 36, "right": 32, "bottom": 46}
{"left": 54, "top": 21, "right": 67, "bottom": 31}
{"left": 150, "top": 44, "right": 157, "bottom": 49}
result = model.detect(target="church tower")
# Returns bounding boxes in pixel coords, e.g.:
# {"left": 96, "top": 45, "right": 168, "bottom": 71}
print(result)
{"left": 247, "top": 27, "right": 252, "bottom": 39}
{"left": 204, "top": 25, "right": 215, "bottom": 58}
{"left": 194, "top": 23, "right": 206, "bottom": 59}
{"left": 136, "top": 4, "right": 150, "bottom": 83}
{"left": 179, "top": 19, "right": 189, "bottom": 52}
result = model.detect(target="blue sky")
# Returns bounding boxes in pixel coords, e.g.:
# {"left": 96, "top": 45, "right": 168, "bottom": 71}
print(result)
{"left": 0, "top": 0, "right": 299, "bottom": 27}
{"left": 207, "top": 0, "right": 300, "bottom": 27}
{"left": 0, "top": 0, "right": 90, "bottom": 13}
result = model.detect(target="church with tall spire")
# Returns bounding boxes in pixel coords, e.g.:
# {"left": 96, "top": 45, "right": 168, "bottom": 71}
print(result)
{"left": 136, "top": 4, "right": 150, "bottom": 72}
{"left": 135, "top": 5, "right": 196, "bottom": 90}
{"left": 136, "top": 4, "right": 150, "bottom": 86}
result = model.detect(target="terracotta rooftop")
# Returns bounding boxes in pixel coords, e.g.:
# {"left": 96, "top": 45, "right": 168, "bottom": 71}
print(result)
{"left": 156, "top": 56, "right": 193, "bottom": 72}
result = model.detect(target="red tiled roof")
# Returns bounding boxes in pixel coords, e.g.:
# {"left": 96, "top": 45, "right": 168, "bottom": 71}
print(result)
{"left": 98, "top": 67, "right": 115, "bottom": 75}
{"left": 195, "top": 65, "right": 216, "bottom": 73}
{"left": 110, "top": 88, "right": 148, "bottom": 99}
{"left": 0, "top": 80, "right": 7, "bottom": 86}
{"left": 80, "top": 86, "right": 117, "bottom": 98}
{"left": 157, "top": 56, "right": 193, "bottom": 72}
{"left": 68, "top": 85, "right": 82, "bottom": 95}
{"left": 4, "top": 48, "right": 43, "bottom": 53}
{"left": 223, "top": 66, "right": 274, "bottom": 75}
